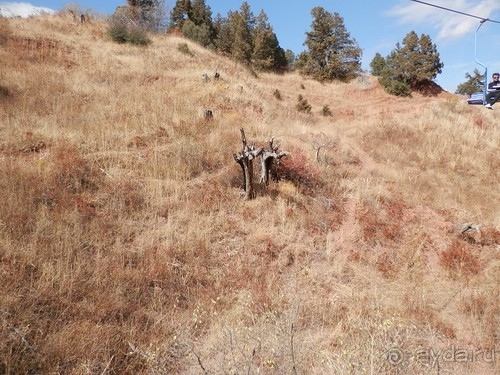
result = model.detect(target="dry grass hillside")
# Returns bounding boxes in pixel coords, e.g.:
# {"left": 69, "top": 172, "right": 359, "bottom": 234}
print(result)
{"left": 0, "top": 13, "right": 498, "bottom": 375}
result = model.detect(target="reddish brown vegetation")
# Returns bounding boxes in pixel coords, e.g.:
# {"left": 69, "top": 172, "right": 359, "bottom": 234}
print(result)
{"left": 440, "top": 239, "right": 482, "bottom": 277}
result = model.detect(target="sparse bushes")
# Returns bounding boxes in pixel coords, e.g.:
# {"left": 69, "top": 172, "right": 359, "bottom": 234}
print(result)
{"left": 440, "top": 239, "right": 481, "bottom": 277}
{"left": 126, "top": 25, "right": 152, "bottom": 45}
{"left": 125, "top": 0, "right": 167, "bottom": 31}
{"left": 273, "top": 88, "right": 282, "bottom": 100}
{"left": 107, "top": 18, "right": 151, "bottom": 45}
{"left": 321, "top": 105, "right": 332, "bottom": 117}
{"left": 0, "top": 84, "right": 11, "bottom": 98}
{"left": 177, "top": 42, "right": 193, "bottom": 56}
{"left": 296, "top": 94, "right": 311, "bottom": 113}
{"left": 379, "top": 74, "right": 412, "bottom": 97}
{"left": 276, "top": 148, "right": 320, "bottom": 191}
{"left": 108, "top": 21, "right": 129, "bottom": 43}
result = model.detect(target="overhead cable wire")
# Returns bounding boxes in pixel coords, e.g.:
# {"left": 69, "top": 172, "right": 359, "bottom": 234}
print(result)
{"left": 410, "top": 0, "right": 500, "bottom": 24}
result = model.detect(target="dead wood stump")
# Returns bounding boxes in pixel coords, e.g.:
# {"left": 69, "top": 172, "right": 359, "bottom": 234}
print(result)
{"left": 234, "top": 129, "right": 288, "bottom": 200}
{"left": 260, "top": 136, "right": 288, "bottom": 186}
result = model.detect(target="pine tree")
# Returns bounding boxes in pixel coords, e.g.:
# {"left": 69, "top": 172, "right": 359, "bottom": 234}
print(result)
{"left": 180, "top": 0, "right": 215, "bottom": 48}
{"left": 370, "top": 52, "right": 386, "bottom": 76}
{"left": 252, "top": 11, "right": 286, "bottom": 71}
{"left": 230, "top": 2, "right": 255, "bottom": 65}
{"left": 294, "top": 51, "right": 309, "bottom": 71}
{"left": 300, "top": 7, "right": 362, "bottom": 82}
{"left": 214, "top": 13, "right": 233, "bottom": 55}
{"left": 189, "top": 0, "right": 212, "bottom": 27}
{"left": 170, "top": 0, "right": 191, "bottom": 30}
{"left": 379, "top": 31, "right": 443, "bottom": 95}
{"left": 390, "top": 31, "right": 443, "bottom": 86}
{"left": 285, "top": 49, "right": 296, "bottom": 69}
{"left": 274, "top": 45, "right": 287, "bottom": 71}
{"left": 296, "top": 94, "right": 312, "bottom": 113}
{"left": 182, "top": 20, "right": 213, "bottom": 47}
{"left": 456, "top": 69, "right": 485, "bottom": 96}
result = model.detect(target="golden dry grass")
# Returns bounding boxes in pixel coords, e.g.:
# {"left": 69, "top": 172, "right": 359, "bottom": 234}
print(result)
{"left": 0, "top": 14, "right": 498, "bottom": 374}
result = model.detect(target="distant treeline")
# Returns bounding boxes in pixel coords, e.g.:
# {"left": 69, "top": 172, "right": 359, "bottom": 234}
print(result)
{"left": 120, "top": 1, "right": 446, "bottom": 93}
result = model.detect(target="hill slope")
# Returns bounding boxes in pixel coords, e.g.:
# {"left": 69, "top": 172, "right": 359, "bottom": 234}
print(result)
{"left": 1, "top": 14, "right": 498, "bottom": 374}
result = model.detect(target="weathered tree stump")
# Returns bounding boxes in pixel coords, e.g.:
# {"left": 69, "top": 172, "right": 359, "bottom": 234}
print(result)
{"left": 233, "top": 129, "right": 263, "bottom": 200}
{"left": 203, "top": 109, "right": 213, "bottom": 121}
{"left": 234, "top": 129, "right": 288, "bottom": 200}
{"left": 260, "top": 137, "right": 288, "bottom": 186}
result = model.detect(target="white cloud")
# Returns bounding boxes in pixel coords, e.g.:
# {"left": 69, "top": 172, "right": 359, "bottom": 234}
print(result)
{"left": 387, "top": 0, "right": 500, "bottom": 40}
{"left": 0, "top": 2, "right": 55, "bottom": 18}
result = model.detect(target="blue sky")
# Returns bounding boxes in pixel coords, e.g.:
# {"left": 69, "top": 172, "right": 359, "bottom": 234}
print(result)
{"left": 2, "top": 0, "right": 500, "bottom": 92}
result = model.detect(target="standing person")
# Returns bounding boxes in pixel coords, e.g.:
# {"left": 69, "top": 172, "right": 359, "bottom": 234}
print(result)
{"left": 485, "top": 72, "right": 500, "bottom": 109}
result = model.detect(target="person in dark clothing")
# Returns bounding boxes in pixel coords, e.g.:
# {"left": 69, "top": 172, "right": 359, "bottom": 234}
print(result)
{"left": 484, "top": 72, "right": 500, "bottom": 109}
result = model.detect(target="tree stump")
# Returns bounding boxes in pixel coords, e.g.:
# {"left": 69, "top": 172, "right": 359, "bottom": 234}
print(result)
{"left": 233, "top": 128, "right": 263, "bottom": 200}
{"left": 234, "top": 129, "right": 288, "bottom": 200}
{"left": 260, "top": 137, "right": 288, "bottom": 186}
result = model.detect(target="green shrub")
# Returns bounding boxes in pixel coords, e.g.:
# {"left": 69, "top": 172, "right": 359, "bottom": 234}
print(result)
{"left": 0, "top": 85, "right": 10, "bottom": 98}
{"left": 127, "top": 27, "right": 151, "bottom": 46}
{"left": 108, "top": 22, "right": 128, "bottom": 44}
{"left": 321, "top": 105, "right": 332, "bottom": 117}
{"left": 107, "top": 20, "right": 151, "bottom": 46}
{"left": 273, "top": 89, "right": 282, "bottom": 100}
{"left": 296, "top": 94, "right": 312, "bottom": 114}
{"left": 379, "top": 77, "right": 411, "bottom": 97}
{"left": 177, "top": 43, "right": 194, "bottom": 56}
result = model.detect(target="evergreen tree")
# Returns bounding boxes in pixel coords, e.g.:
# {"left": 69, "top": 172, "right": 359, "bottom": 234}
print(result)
{"left": 213, "top": 13, "right": 233, "bottom": 55}
{"left": 294, "top": 51, "right": 309, "bottom": 71}
{"left": 300, "top": 7, "right": 362, "bottom": 82}
{"left": 456, "top": 69, "right": 484, "bottom": 96}
{"left": 230, "top": 2, "right": 255, "bottom": 65}
{"left": 252, "top": 11, "right": 286, "bottom": 71}
{"left": 182, "top": 20, "right": 214, "bottom": 48}
{"left": 296, "top": 94, "right": 312, "bottom": 113}
{"left": 180, "top": 0, "right": 215, "bottom": 48}
{"left": 285, "top": 49, "right": 296, "bottom": 70}
{"left": 274, "top": 46, "right": 287, "bottom": 71}
{"left": 378, "top": 49, "right": 411, "bottom": 96}
{"left": 390, "top": 31, "right": 443, "bottom": 86}
{"left": 169, "top": 2, "right": 288, "bottom": 71}
{"left": 170, "top": 0, "right": 191, "bottom": 30}
{"left": 379, "top": 31, "right": 443, "bottom": 95}
{"left": 189, "top": 0, "right": 212, "bottom": 27}
{"left": 370, "top": 52, "right": 386, "bottom": 76}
